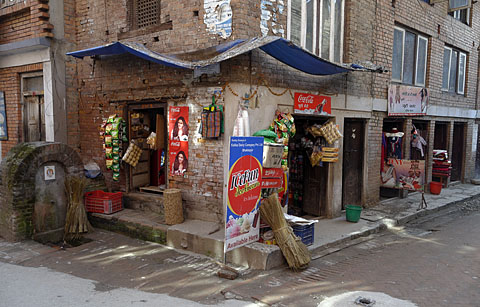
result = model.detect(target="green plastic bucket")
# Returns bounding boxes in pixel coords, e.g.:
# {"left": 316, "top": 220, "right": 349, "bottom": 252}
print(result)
{"left": 346, "top": 205, "right": 362, "bottom": 223}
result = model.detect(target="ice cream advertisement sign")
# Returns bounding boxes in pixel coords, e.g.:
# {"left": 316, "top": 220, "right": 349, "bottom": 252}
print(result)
{"left": 225, "top": 137, "right": 263, "bottom": 253}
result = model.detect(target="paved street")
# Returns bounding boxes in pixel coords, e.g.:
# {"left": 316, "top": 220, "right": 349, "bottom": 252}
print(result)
{"left": 226, "top": 199, "right": 480, "bottom": 306}
{"left": 0, "top": 199, "right": 479, "bottom": 307}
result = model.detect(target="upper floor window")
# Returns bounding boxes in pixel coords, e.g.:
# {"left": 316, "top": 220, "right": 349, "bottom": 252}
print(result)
{"left": 287, "top": 0, "right": 344, "bottom": 63}
{"left": 449, "top": 8, "right": 470, "bottom": 25}
{"left": 129, "top": 0, "right": 160, "bottom": 30}
{"left": 391, "top": 27, "right": 428, "bottom": 86}
{"left": 442, "top": 47, "right": 467, "bottom": 94}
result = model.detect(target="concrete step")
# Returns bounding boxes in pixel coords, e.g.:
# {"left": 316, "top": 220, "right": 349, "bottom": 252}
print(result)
{"left": 89, "top": 209, "right": 285, "bottom": 270}
{"left": 123, "top": 192, "right": 164, "bottom": 215}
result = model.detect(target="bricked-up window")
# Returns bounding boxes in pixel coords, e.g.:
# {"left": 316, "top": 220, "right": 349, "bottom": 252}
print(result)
{"left": 391, "top": 27, "right": 428, "bottom": 87}
{"left": 442, "top": 47, "right": 467, "bottom": 95}
{"left": 129, "top": 0, "right": 160, "bottom": 30}
{"left": 287, "top": 0, "right": 344, "bottom": 63}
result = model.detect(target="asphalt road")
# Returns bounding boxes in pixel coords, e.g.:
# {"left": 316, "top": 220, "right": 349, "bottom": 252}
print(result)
{"left": 0, "top": 199, "right": 479, "bottom": 307}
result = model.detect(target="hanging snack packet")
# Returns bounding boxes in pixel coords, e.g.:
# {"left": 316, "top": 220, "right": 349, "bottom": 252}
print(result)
{"left": 106, "top": 158, "right": 113, "bottom": 169}
{"left": 111, "top": 129, "right": 119, "bottom": 139}
{"left": 105, "top": 135, "right": 112, "bottom": 145}
{"left": 105, "top": 147, "right": 113, "bottom": 158}
{"left": 112, "top": 172, "right": 120, "bottom": 181}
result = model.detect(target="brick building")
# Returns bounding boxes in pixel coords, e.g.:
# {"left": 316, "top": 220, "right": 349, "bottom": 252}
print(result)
{"left": 1, "top": 0, "right": 479, "bottom": 227}
{"left": 0, "top": 0, "right": 76, "bottom": 157}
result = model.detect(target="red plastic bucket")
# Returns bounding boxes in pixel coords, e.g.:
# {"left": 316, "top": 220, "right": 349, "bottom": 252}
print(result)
{"left": 430, "top": 182, "right": 442, "bottom": 195}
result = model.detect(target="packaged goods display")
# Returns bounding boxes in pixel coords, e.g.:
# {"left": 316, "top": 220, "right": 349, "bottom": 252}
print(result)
{"left": 100, "top": 114, "right": 127, "bottom": 181}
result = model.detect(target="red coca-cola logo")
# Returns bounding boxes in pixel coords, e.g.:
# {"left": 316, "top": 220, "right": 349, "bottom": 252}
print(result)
{"left": 228, "top": 155, "right": 262, "bottom": 216}
{"left": 297, "top": 94, "right": 315, "bottom": 104}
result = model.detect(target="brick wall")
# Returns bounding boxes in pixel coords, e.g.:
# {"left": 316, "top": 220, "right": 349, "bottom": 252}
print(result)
{"left": 67, "top": 0, "right": 480, "bottom": 218}
{"left": 0, "top": 0, "right": 53, "bottom": 44}
{"left": 371, "top": 0, "right": 479, "bottom": 109}
{"left": 0, "top": 63, "right": 43, "bottom": 158}
{"left": 366, "top": 111, "right": 384, "bottom": 206}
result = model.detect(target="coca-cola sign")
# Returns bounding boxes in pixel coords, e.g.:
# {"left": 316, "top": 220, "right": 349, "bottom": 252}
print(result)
{"left": 294, "top": 92, "right": 331, "bottom": 115}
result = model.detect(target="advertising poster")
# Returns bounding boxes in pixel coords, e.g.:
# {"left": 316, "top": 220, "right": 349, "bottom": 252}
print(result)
{"left": 204, "top": 0, "right": 233, "bottom": 39}
{"left": 0, "top": 91, "right": 7, "bottom": 141}
{"left": 381, "top": 159, "right": 425, "bottom": 191}
{"left": 388, "top": 85, "right": 428, "bottom": 116}
{"left": 169, "top": 106, "right": 189, "bottom": 176}
{"left": 225, "top": 137, "right": 264, "bottom": 253}
{"left": 294, "top": 92, "right": 331, "bottom": 115}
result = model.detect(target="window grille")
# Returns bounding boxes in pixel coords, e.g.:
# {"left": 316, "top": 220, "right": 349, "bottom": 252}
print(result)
{"left": 131, "top": 0, "right": 160, "bottom": 29}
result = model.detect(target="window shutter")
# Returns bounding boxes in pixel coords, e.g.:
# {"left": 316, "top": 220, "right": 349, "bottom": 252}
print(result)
{"left": 448, "top": 0, "right": 471, "bottom": 12}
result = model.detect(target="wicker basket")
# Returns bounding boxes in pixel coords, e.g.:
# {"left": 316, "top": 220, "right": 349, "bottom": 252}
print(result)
{"left": 164, "top": 188, "right": 184, "bottom": 225}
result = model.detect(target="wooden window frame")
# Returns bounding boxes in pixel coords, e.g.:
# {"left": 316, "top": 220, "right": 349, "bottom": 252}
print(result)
{"left": 287, "top": 0, "right": 344, "bottom": 63}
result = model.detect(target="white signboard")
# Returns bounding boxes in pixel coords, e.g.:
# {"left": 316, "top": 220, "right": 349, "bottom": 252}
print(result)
{"left": 388, "top": 84, "right": 428, "bottom": 116}
{"left": 44, "top": 165, "right": 55, "bottom": 181}
{"left": 204, "top": 0, "right": 232, "bottom": 39}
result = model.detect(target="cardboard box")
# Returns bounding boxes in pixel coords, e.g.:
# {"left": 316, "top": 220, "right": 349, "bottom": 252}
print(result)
{"left": 263, "top": 143, "right": 283, "bottom": 168}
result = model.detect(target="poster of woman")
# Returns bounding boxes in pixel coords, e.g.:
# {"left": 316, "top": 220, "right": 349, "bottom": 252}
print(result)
{"left": 172, "top": 150, "right": 188, "bottom": 175}
{"left": 169, "top": 106, "right": 189, "bottom": 176}
{"left": 0, "top": 92, "right": 7, "bottom": 141}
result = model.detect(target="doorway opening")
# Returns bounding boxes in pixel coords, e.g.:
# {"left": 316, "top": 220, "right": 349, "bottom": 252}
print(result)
{"left": 22, "top": 73, "right": 45, "bottom": 142}
{"left": 380, "top": 118, "right": 405, "bottom": 199}
{"left": 342, "top": 119, "right": 365, "bottom": 209}
{"left": 127, "top": 102, "right": 167, "bottom": 193}
{"left": 288, "top": 116, "right": 331, "bottom": 217}
{"left": 451, "top": 122, "right": 465, "bottom": 182}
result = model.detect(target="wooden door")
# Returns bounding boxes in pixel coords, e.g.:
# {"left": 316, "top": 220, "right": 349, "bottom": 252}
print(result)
{"left": 303, "top": 163, "right": 328, "bottom": 216}
{"left": 24, "top": 95, "right": 45, "bottom": 142}
{"left": 342, "top": 120, "right": 364, "bottom": 208}
{"left": 451, "top": 123, "right": 465, "bottom": 181}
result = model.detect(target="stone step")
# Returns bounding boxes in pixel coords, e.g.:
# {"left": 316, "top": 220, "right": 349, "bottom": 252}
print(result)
{"left": 123, "top": 192, "right": 164, "bottom": 215}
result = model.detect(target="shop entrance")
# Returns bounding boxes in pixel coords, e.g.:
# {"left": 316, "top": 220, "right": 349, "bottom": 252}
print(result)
{"left": 342, "top": 119, "right": 364, "bottom": 208}
{"left": 380, "top": 118, "right": 405, "bottom": 199}
{"left": 451, "top": 122, "right": 465, "bottom": 182}
{"left": 127, "top": 103, "right": 167, "bottom": 192}
{"left": 288, "top": 116, "right": 330, "bottom": 217}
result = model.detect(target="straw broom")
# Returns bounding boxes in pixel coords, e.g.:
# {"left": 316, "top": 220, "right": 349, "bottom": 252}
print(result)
{"left": 260, "top": 193, "right": 311, "bottom": 270}
{"left": 64, "top": 176, "right": 93, "bottom": 241}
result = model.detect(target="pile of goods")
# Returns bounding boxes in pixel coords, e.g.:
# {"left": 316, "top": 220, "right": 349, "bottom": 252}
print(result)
{"left": 100, "top": 114, "right": 127, "bottom": 181}
{"left": 269, "top": 111, "right": 296, "bottom": 171}
{"left": 304, "top": 121, "right": 342, "bottom": 166}
{"left": 122, "top": 141, "right": 142, "bottom": 167}
{"left": 432, "top": 150, "right": 451, "bottom": 178}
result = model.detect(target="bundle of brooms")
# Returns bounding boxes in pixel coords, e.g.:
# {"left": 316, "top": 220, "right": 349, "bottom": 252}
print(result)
{"left": 260, "top": 193, "right": 311, "bottom": 270}
{"left": 64, "top": 176, "right": 93, "bottom": 241}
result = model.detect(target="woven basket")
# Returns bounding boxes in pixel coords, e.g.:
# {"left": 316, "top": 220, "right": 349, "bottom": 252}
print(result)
{"left": 164, "top": 188, "right": 184, "bottom": 225}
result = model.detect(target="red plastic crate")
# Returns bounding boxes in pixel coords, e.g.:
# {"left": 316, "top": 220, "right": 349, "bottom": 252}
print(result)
{"left": 84, "top": 190, "right": 123, "bottom": 214}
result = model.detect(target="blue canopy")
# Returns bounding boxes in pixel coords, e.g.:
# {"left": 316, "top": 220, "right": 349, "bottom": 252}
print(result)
{"left": 67, "top": 36, "right": 352, "bottom": 75}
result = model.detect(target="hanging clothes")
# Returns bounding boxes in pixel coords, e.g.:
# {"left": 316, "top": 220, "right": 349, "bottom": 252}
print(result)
{"left": 411, "top": 134, "right": 427, "bottom": 157}
{"left": 381, "top": 133, "right": 387, "bottom": 172}
{"left": 385, "top": 131, "right": 404, "bottom": 159}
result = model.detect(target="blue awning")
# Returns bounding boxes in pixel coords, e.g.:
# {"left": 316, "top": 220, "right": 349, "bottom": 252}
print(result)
{"left": 67, "top": 36, "right": 355, "bottom": 75}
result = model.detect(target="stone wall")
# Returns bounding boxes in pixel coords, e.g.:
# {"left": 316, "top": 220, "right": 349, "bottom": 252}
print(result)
{"left": 0, "top": 142, "right": 83, "bottom": 241}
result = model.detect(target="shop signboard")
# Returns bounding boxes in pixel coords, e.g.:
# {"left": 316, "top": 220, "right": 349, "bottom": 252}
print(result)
{"left": 388, "top": 84, "right": 428, "bottom": 116}
{"left": 168, "top": 106, "right": 189, "bottom": 176}
{"left": 225, "top": 137, "right": 263, "bottom": 253}
{"left": 294, "top": 92, "right": 331, "bottom": 115}
{"left": 381, "top": 159, "right": 425, "bottom": 191}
